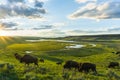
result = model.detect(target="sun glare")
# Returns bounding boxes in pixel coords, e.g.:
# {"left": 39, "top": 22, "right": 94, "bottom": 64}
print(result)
{"left": 0, "top": 30, "right": 13, "bottom": 43}
{"left": 0, "top": 30, "right": 8, "bottom": 36}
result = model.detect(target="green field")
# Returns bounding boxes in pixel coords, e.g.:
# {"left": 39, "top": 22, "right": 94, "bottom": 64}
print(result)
{"left": 0, "top": 35, "right": 120, "bottom": 80}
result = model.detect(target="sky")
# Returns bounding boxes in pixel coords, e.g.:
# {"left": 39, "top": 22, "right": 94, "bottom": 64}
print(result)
{"left": 0, "top": 0, "right": 120, "bottom": 37}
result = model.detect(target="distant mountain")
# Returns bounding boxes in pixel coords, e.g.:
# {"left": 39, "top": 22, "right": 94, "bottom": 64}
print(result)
{"left": 56, "top": 34, "right": 120, "bottom": 42}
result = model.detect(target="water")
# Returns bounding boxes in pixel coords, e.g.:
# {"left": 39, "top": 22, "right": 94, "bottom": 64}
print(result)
{"left": 25, "top": 51, "right": 32, "bottom": 53}
{"left": 90, "top": 44, "right": 96, "bottom": 47}
{"left": 26, "top": 39, "right": 96, "bottom": 49}
{"left": 66, "top": 44, "right": 85, "bottom": 49}
{"left": 26, "top": 39, "right": 75, "bottom": 43}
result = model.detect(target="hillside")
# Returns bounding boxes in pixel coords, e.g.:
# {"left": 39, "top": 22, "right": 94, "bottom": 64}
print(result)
{"left": 0, "top": 35, "right": 120, "bottom": 80}
{"left": 57, "top": 34, "right": 120, "bottom": 42}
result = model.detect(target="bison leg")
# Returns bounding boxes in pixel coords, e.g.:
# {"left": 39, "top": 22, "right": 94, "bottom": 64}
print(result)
{"left": 91, "top": 68, "right": 97, "bottom": 74}
{"left": 24, "top": 63, "right": 29, "bottom": 66}
{"left": 34, "top": 62, "right": 38, "bottom": 67}
{"left": 62, "top": 68, "right": 68, "bottom": 74}
{"left": 94, "top": 69, "right": 97, "bottom": 74}
{"left": 26, "top": 63, "right": 29, "bottom": 66}
{"left": 84, "top": 69, "right": 89, "bottom": 73}
{"left": 78, "top": 68, "right": 83, "bottom": 72}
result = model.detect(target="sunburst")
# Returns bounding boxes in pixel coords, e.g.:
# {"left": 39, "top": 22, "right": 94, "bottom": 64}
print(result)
{"left": 0, "top": 30, "right": 13, "bottom": 44}
{"left": 0, "top": 30, "right": 7, "bottom": 36}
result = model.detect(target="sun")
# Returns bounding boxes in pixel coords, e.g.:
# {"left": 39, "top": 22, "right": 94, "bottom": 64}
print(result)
{"left": 0, "top": 30, "right": 8, "bottom": 36}
{"left": 0, "top": 30, "right": 13, "bottom": 43}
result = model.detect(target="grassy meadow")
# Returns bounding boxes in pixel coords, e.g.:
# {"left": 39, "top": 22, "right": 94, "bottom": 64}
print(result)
{"left": 0, "top": 35, "right": 120, "bottom": 80}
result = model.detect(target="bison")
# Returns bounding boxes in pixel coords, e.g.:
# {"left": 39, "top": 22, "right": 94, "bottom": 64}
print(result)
{"left": 108, "top": 62, "right": 119, "bottom": 68}
{"left": 39, "top": 58, "right": 44, "bottom": 63}
{"left": 116, "top": 51, "right": 120, "bottom": 55}
{"left": 112, "top": 51, "right": 120, "bottom": 54}
{"left": 78, "top": 63, "right": 97, "bottom": 74}
{"left": 63, "top": 60, "right": 79, "bottom": 70}
{"left": 14, "top": 53, "right": 38, "bottom": 66}
{"left": 14, "top": 53, "right": 22, "bottom": 60}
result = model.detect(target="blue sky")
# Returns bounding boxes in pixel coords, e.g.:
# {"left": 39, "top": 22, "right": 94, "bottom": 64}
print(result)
{"left": 0, "top": 0, "right": 120, "bottom": 37}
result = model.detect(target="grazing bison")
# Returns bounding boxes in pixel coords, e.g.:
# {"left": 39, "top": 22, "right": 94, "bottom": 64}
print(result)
{"left": 14, "top": 53, "right": 38, "bottom": 66}
{"left": 20, "top": 54, "right": 38, "bottom": 66}
{"left": 39, "top": 58, "right": 44, "bottom": 63}
{"left": 108, "top": 62, "right": 119, "bottom": 68}
{"left": 112, "top": 51, "right": 120, "bottom": 54}
{"left": 78, "top": 63, "right": 97, "bottom": 73}
{"left": 14, "top": 53, "right": 22, "bottom": 60}
{"left": 63, "top": 60, "right": 79, "bottom": 70}
{"left": 116, "top": 51, "right": 120, "bottom": 54}
{"left": 112, "top": 52, "right": 115, "bottom": 54}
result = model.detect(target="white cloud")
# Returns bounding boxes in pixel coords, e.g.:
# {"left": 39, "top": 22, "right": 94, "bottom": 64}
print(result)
{"left": 1, "top": 29, "right": 66, "bottom": 37}
{"left": 38, "top": 29, "right": 65, "bottom": 37}
{"left": 31, "top": 25, "right": 53, "bottom": 30}
{"left": 0, "top": 0, "right": 47, "bottom": 19}
{"left": 76, "top": 0, "right": 96, "bottom": 3}
{"left": 31, "top": 22, "right": 66, "bottom": 30}
{"left": 0, "top": 22, "right": 17, "bottom": 28}
{"left": 52, "top": 22, "right": 65, "bottom": 27}
{"left": 38, "top": 0, "right": 49, "bottom": 2}
{"left": 65, "top": 26, "right": 120, "bottom": 36}
{"left": 1, "top": 26, "right": 120, "bottom": 37}
{"left": 68, "top": 1, "right": 120, "bottom": 20}
{"left": 0, "top": 22, "right": 21, "bottom": 30}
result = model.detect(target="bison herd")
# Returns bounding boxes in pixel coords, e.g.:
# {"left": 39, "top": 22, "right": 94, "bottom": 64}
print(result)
{"left": 63, "top": 60, "right": 97, "bottom": 73}
{"left": 108, "top": 62, "right": 119, "bottom": 68}
{"left": 14, "top": 53, "right": 120, "bottom": 74}
{"left": 112, "top": 51, "right": 120, "bottom": 57}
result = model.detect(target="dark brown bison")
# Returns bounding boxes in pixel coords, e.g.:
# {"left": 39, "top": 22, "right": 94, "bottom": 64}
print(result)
{"left": 78, "top": 63, "right": 97, "bottom": 73}
{"left": 116, "top": 51, "right": 120, "bottom": 54}
{"left": 14, "top": 53, "right": 38, "bottom": 66}
{"left": 63, "top": 60, "right": 79, "bottom": 70}
{"left": 112, "top": 52, "right": 115, "bottom": 54}
{"left": 14, "top": 53, "right": 22, "bottom": 60}
{"left": 108, "top": 62, "right": 119, "bottom": 68}
{"left": 39, "top": 58, "right": 44, "bottom": 63}
{"left": 112, "top": 51, "right": 120, "bottom": 54}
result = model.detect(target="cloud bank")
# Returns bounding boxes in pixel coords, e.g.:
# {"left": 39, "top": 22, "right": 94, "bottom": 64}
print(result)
{"left": 66, "top": 27, "right": 120, "bottom": 36}
{"left": 32, "top": 25, "right": 53, "bottom": 30}
{"left": 0, "top": 0, "right": 46, "bottom": 19}
{"left": 69, "top": 0, "right": 120, "bottom": 20}
{"left": 0, "top": 22, "right": 20, "bottom": 30}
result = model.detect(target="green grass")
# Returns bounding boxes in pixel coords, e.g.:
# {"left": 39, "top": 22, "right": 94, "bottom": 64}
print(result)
{"left": 0, "top": 49, "right": 120, "bottom": 80}
{"left": 0, "top": 36, "right": 120, "bottom": 80}
{"left": 6, "top": 41, "right": 70, "bottom": 51}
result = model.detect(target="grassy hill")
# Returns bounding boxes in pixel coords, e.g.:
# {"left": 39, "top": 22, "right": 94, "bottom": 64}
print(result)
{"left": 0, "top": 35, "right": 120, "bottom": 80}
{"left": 57, "top": 34, "right": 120, "bottom": 42}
